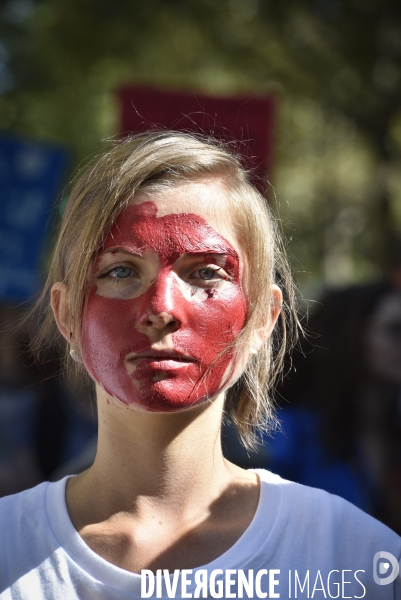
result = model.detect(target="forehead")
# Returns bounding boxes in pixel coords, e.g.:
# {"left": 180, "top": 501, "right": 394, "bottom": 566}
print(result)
{"left": 126, "top": 177, "right": 239, "bottom": 249}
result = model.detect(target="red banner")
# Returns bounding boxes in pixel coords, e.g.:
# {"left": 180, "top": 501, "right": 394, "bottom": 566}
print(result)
{"left": 118, "top": 86, "right": 275, "bottom": 187}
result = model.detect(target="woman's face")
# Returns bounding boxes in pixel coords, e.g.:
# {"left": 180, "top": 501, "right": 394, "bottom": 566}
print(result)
{"left": 80, "top": 178, "right": 248, "bottom": 412}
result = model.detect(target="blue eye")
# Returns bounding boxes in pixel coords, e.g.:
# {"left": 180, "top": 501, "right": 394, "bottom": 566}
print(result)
{"left": 110, "top": 267, "right": 133, "bottom": 279}
{"left": 198, "top": 268, "right": 217, "bottom": 280}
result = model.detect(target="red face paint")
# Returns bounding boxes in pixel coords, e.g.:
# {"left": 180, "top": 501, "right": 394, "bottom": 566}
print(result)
{"left": 81, "top": 201, "right": 247, "bottom": 411}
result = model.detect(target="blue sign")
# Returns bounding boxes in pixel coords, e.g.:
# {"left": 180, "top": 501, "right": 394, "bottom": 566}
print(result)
{"left": 0, "top": 134, "right": 69, "bottom": 302}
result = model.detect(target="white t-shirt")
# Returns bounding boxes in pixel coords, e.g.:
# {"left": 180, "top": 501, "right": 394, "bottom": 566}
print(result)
{"left": 0, "top": 469, "right": 400, "bottom": 599}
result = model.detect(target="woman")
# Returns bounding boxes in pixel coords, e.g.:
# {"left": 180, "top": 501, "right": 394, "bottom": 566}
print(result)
{"left": 0, "top": 132, "right": 399, "bottom": 599}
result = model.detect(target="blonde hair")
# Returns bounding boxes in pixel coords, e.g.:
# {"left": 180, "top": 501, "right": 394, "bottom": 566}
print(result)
{"left": 31, "top": 131, "right": 298, "bottom": 448}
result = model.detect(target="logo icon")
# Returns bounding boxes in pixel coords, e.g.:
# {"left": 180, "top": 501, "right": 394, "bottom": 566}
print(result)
{"left": 373, "top": 552, "right": 400, "bottom": 585}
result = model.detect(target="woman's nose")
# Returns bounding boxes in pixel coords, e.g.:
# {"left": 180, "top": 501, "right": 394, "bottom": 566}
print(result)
{"left": 140, "top": 311, "right": 180, "bottom": 331}
{"left": 138, "top": 271, "right": 182, "bottom": 332}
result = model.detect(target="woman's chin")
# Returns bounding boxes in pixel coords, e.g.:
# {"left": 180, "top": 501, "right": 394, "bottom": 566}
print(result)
{"left": 101, "top": 380, "right": 218, "bottom": 414}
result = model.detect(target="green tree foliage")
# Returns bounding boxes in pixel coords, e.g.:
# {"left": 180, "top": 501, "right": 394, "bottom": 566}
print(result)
{"left": 1, "top": 0, "right": 400, "bottom": 290}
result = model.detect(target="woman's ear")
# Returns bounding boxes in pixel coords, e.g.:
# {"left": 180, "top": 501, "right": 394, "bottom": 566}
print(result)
{"left": 251, "top": 284, "right": 282, "bottom": 353}
{"left": 269, "top": 284, "right": 283, "bottom": 335}
{"left": 51, "top": 282, "right": 73, "bottom": 343}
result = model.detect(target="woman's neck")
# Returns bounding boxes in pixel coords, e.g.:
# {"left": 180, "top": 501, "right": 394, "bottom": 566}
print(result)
{"left": 65, "top": 392, "right": 259, "bottom": 572}
{"left": 68, "top": 390, "right": 252, "bottom": 525}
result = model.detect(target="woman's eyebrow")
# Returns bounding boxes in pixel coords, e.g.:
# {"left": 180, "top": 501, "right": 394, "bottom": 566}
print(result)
{"left": 99, "top": 246, "right": 144, "bottom": 258}
{"left": 183, "top": 250, "right": 239, "bottom": 260}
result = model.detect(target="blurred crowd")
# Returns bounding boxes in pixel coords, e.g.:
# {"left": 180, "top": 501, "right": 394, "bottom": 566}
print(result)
{"left": 0, "top": 304, "right": 97, "bottom": 496}
{"left": 224, "top": 279, "right": 401, "bottom": 535}
{"left": 1, "top": 279, "right": 401, "bottom": 534}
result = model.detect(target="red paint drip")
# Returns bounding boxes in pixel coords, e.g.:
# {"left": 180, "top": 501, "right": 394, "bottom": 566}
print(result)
{"left": 81, "top": 202, "right": 247, "bottom": 411}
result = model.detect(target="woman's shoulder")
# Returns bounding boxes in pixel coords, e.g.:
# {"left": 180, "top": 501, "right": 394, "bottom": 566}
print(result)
{"left": 0, "top": 479, "right": 68, "bottom": 593}
{"left": 0, "top": 479, "right": 49, "bottom": 519}
{"left": 0, "top": 479, "right": 66, "bottom": 554}
{"left": 254, "top": 468, "right": 400, "bottom": 547}
{"left": 243, "top": 470, "right": 400, "bottom": 596}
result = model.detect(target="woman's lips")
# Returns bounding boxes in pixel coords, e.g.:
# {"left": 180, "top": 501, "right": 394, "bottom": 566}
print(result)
{"left": 131, "top": 357, "right": 194, "bottom": 370}
{"left": 125, "top": 350, "right": 196, "bottom": 371}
